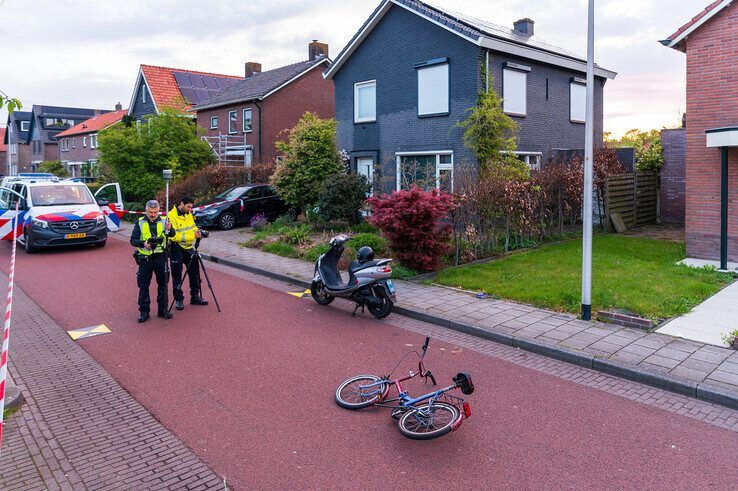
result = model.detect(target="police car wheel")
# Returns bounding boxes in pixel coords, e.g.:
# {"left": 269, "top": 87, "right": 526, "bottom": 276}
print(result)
{"left": 218, "top": 212, "right": 236, "bottom": 230}
{"left": 24, "top": 231, "right": 37, "bottom": 254}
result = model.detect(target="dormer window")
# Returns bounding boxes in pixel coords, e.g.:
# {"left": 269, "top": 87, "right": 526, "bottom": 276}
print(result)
{"left": 20, "top": 121, "right": 29, "bottom": 132}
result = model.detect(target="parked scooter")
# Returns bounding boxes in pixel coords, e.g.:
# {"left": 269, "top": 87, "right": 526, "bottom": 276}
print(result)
{"left": 311, "top": 235, "right": 396, "bottom": 318}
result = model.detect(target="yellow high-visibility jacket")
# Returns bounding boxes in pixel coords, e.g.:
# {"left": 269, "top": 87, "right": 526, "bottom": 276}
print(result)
{"left": 169, "top": 206, "right": 197, "bottom": 249}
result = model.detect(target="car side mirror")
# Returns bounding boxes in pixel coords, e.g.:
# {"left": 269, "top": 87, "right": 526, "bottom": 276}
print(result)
{"left": 97, "top": 198, "right": 109, "bottom": 207}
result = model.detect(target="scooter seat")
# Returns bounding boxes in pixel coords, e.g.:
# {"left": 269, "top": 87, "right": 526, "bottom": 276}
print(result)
{"left": 348, "top": 259, "right": 380, "bottom": 274}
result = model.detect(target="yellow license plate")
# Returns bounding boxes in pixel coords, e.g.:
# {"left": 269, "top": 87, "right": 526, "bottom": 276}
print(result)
{"left": 65, "top": 233, "right": 87, "bottom": 239}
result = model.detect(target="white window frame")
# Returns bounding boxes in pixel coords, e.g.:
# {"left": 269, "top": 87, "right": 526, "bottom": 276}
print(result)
{"left": 503, "top": 66, "right": 528, "bottom": 116}
{"left": 395, "top": 151, "right": 454, "bottom": 192}
{"left": 20, "top": 121, "right": 30, "bottom": 132}
{"left": 90, "top": 134, "right": 96, "bottom": 149}
{"left": 142, "top": 85, "right": 147, "bottom": 103}
{"left": 72, "top": 137, "right": 76, "bottom": 149}
{"left": 354, "top": 80, "right": 376, "bottom": 123}
{"left": 228, "top": 110, "right": 238, "bottom": 134}
{"left": 243, "top": 108, "right": 252, "bottom": 133}
{"left": 210, "top": 116, "right": 218, "bottom": 129}
{"left": 502, "top": 150, "right": 543, "bottom": 170}
{"left": 83, "top": 136, "right": 87, "bottom": 147}
{"left": 417, "top": 62, "right": 449, "bottom": 116}
{"left": 570, "top": 79, "right": 587, "bottom": 124}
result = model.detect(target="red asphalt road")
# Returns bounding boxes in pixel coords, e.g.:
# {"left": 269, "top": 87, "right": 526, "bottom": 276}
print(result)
{"left": 3, "top": 238, "right": 737, "bottom": 489}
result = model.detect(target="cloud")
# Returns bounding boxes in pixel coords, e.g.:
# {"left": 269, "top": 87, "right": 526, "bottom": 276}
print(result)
{"left": 0, "top": 0, "right": 694, "bottom": 137}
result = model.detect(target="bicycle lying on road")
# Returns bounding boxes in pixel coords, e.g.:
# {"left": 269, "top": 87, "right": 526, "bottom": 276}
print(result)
{"left": 334, "top": 336, "right": 474, "bottom": 440}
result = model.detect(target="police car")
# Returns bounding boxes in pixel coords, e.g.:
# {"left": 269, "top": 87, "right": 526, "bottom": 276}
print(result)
{"left": 0, "top": 173, "right": 124, "bottom": 253}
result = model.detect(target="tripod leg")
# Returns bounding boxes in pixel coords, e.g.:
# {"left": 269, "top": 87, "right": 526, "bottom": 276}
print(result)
{"left": 197, "top": 253, "right": 221, "bottom": 312}
{"left": 167, "top": 250, "right": 195, "bottom": 313}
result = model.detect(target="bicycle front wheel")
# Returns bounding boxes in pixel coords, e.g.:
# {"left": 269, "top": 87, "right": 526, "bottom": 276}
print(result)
{"left": 398, "top": 402, "right": 460, "bottom": 440}
{"left": 335, "top": 375, "right": 387, "bottom": 410}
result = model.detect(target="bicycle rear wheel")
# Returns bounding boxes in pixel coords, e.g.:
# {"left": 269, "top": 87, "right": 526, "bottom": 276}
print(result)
{"left": 398, "top": 402, "right": 460, "bottom": 440}
{"left": 335, "top": 375, "right": 387, "bottom": 410}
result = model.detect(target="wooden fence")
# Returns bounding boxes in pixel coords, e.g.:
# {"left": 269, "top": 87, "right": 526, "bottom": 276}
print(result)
{"left": 604, "top": 171, "right": 658, "bottom": 231}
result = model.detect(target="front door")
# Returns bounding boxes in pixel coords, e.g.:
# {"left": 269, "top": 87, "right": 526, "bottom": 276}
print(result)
{"left": 356, "top": 157, "right": 374, "bottom": 196}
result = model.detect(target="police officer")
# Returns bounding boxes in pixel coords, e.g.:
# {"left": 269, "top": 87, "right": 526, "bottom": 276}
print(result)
{"left": 130, "top": 200, "right": 174, "bottom": 322}
{"left": 169, "top": 195, "right": 209, "bottom": 310}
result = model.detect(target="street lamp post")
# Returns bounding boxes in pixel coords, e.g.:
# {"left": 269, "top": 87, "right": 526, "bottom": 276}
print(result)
{"left": 581, "top": 0, "right": 595, "bottom": 320}
{"left": 162, "top": 169, "right": 172, "bottom": 218}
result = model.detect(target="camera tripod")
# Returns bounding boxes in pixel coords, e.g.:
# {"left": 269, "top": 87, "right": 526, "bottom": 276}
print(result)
{"left": 166, "top": 240, "right": 221, "bottom": 314}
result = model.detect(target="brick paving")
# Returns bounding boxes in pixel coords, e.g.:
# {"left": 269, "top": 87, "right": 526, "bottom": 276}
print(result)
{"left": 0, "top": 275, "right": 224, "bottom": 490}
{"left": 185, "top": 246, "right": 738, "bottom": 434}
{"left": 114, "top": 224, "right": 738, "bottom": 400}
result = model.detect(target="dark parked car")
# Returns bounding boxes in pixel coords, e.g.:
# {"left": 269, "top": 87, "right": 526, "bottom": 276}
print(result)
{"left": 193, "top": 184, "right": 289, "bottom": 230}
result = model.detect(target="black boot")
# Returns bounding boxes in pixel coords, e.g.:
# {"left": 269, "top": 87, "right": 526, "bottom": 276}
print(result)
{"left": 157, "top": 310, "right": 173, "bottom": 320}
{"left": 138, "top": 312, "right": 150, "bottom": 323}
{"left": 175, "top": 299, "right": 184, "bottom": 310}
{"left": 191, "top": 297, "right": 209, "bottom": 306}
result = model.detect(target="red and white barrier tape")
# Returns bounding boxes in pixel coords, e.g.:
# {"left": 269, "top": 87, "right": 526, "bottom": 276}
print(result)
{"left": 0, "top": 201, "right": 20, "bottom": 454}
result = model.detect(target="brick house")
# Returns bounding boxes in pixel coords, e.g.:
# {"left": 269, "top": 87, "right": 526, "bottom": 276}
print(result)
{"left": 659, "top": 127, "right": 686, "bottom": 225}
{"left": 324, "top": 0, "right": 616, "bottom": 192}
{"left": 54, "top": 106, "right": 127, "bottom": 177}
{"left": 661, "top": 0, "right": 738, "bottom": 267}
{"left": 3, "top": 110, "right": 32, "bottom": 175}
{"left": 26, "top": 105, "right": 109, "bottom": 171}
{"left": 0, "top": 128, "right": 7, "bottom": 169}
{"left": 193, "top": 41, "right": 334, "bottom": 165}
{"left": 128, "top": 64, "right": 242, "bottom": 121}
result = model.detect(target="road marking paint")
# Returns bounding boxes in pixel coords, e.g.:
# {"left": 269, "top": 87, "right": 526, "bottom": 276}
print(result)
{"left": 287, "top": 289, "right": 311, "bottom": 298}
{"left": 68, "top": 324, "right": 111, "bottom": 341}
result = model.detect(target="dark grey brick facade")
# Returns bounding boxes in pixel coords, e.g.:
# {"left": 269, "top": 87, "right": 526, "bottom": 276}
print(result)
{"left": 333, "top": 3, "right": 608, "bottom": 192}
{"left": 660, "top": 128, "right": 686, "bottom": 224}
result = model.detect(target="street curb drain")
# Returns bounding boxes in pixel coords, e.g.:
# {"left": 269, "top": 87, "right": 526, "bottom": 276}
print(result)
{"left": 201, "top": 253, "right": 738, "bottom": 411}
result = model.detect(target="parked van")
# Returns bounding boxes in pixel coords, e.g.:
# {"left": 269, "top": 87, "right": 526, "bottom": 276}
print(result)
{"left": 0, "top": 173, "right": 123, "bottom": 253}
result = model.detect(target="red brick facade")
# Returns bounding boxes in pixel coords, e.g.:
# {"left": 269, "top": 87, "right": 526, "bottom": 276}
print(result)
{"left": 682, "top": 2, "right": 738, "bottom": 261}
{"left": 196, "top": 66, "right": 334, "bottom": 165}
{"left": 58, "top": 132, "right": 101, "bottom": 176}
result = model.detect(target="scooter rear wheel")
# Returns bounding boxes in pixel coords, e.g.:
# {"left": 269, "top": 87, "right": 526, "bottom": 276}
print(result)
{"left": 368, "top": 285, "right": 393, "bottom": 319}
{"left": 311, "top": 280, "right": 335, "bottom": 305}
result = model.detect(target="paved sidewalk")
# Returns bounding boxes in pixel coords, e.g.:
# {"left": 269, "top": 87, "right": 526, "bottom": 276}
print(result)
{"left": 0, "top": 275, "right": 223, "bottom": 490}
{"left": 114, "top": 224, "right": 738, "bottom": 407}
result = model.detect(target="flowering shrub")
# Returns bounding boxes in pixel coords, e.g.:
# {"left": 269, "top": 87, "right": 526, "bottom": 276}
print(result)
{"left": 250, "top": 211, "right": 268, "bottom": 231}
{"left": 367, "top": 187, "right": 456, "bottom": 272}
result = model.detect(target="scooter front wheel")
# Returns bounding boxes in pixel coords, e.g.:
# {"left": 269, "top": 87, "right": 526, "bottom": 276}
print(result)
{"left": 368, "top": 285, "right": 393, "bottom": 319}
{"left": 311, "top": 280, "right": 335, "bottom": 305}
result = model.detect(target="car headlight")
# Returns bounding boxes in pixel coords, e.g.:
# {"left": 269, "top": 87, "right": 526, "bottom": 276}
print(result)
{"left": 201, "top": 208, "right": 219, "bottom": 216}
{"left": 31, "top": 217, "right": 48, "bottom": 229}
{"left": 95, "top": 215, "right": 106, "bottom": 226}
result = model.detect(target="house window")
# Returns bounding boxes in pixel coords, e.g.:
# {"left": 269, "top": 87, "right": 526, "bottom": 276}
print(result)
{"left": 417, "top": 61, "right": 449, "bottom": 116}
{"left": 503, "top": 65, "right": 529, "bottom": 116}
{"left": 503, "top": 151, "right": 543, "bottom": 170}
{"left": 570, "top": 79, "right": 586, "bottom": 123}
{"left": 142, "top": 85, "right": 147, "bottom": 103}
{"left": 210, "top": 116, "right": 219, "bottom": 129}
{"left": 20, "top": 121, "right": 29, "bottom": 132}
{"left": 83, "top": 136, "right": 87, "bottom": 147}
{"left": 243, "top": 109, "right": 252, "bottom": 133}
{"left": 395, "top": 152, "right": 453, "bottom": 192}
{"left": 90, "top": 135, "right": 96, "bottom": 149}
{"left": 72, "top": 138, "right": 76, "bottom": 149}
{"left": 228, "top": 110, "right": 237, "bottom": 134}
{"left": 354, "top": 80, "right": 376, "bottom": 123}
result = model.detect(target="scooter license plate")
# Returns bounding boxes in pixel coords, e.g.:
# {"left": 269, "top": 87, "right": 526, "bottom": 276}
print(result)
{"left": 386, "top": 280, "right": 396, "bottom": 294}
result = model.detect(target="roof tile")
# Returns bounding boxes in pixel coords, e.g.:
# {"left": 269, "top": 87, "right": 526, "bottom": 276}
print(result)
{"left": 54, "top": 109, "right": 128, "bottom": 138}
{"left": 141, "top": 65, "right": 241, "bottom": 111}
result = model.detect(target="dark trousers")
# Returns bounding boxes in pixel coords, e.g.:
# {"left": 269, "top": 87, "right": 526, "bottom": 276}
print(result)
{"left": 137, "top": 254, "right": 168, "bottom": 314}
{"left": 170, "top": 243, "right": 201, "bottom": 301}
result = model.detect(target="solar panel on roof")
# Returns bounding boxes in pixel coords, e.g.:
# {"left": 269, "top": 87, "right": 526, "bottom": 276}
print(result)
{"left": 193, "top": 88, "right": 210, "bottom": 103}
{"left": 203, "top": 77, "right": 219, "bottom": 90}
{"left": 190, "top": 75, "right": 207, "bottom": 89}
{"left": 179, "top": 87, "right": 198, "bottom": 105}
{"left": 172, "top": 71, "right": 191, "bottom": 88}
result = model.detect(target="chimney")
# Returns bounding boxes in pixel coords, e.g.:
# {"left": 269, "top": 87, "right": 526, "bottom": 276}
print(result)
{"left": 513, "top": 18, "right": 534, "bottom": 37}
{"left": 245, "top": 62, "right": 262, "bottom": 78}
{"left": 115, "top": 102, "right": 122, "bottom": 111}
{"left": 308, "top": 40, "right": 329, "bottom": 60}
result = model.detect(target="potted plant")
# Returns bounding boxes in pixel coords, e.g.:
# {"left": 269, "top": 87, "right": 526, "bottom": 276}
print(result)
{"left": 721, "top": 329, "right": 738, "bottom": 349}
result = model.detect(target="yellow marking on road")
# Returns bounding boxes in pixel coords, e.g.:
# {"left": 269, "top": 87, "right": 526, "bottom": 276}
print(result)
{"left": 287, "top": 289, "right": 312, "bottom": 298}
{"left": 68, "top": 324, "right": 111, "bottom": 341}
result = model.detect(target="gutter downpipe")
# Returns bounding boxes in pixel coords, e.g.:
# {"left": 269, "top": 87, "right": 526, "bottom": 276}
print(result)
{"left": 254, "top": 100, "right": 263, "bottom": 162}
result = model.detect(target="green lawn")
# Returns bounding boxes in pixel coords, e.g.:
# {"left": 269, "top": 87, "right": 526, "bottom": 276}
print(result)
{"left": 435, "top": 235, "right": 734, "bottom": 319}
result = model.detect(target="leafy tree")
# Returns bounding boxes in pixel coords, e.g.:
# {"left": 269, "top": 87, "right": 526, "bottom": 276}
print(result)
{"left": 38, "top": 160, "right": 68, "bottom": 177}
{"left": 607, "top": 129, "right": 664, "bottom": 172}
{"left": 271, "top": 112, "right": 343, "bottom": 216}
{"left": 98, "top": 109, "right": 215, "bottom": 202}
{"left": 316, "top": 173, "right": 370, "bottom": 224}
{"left": 458, "top": 72, "right": 518, "bottom": 167}
{"left": 0, "top": 91, "right": 22, "bottom": 114}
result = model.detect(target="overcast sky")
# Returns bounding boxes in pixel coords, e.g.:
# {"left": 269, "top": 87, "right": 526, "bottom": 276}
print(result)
{"left": 0, "top": 0, "right": 693, "bottom": 137}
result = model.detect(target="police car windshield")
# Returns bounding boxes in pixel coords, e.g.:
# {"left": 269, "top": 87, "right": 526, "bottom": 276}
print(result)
{"left": 216, "top": 187, "right": 250, "bottom": 201}
{"left": 30, "top": 185, "right": 94, "bottom": 206}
